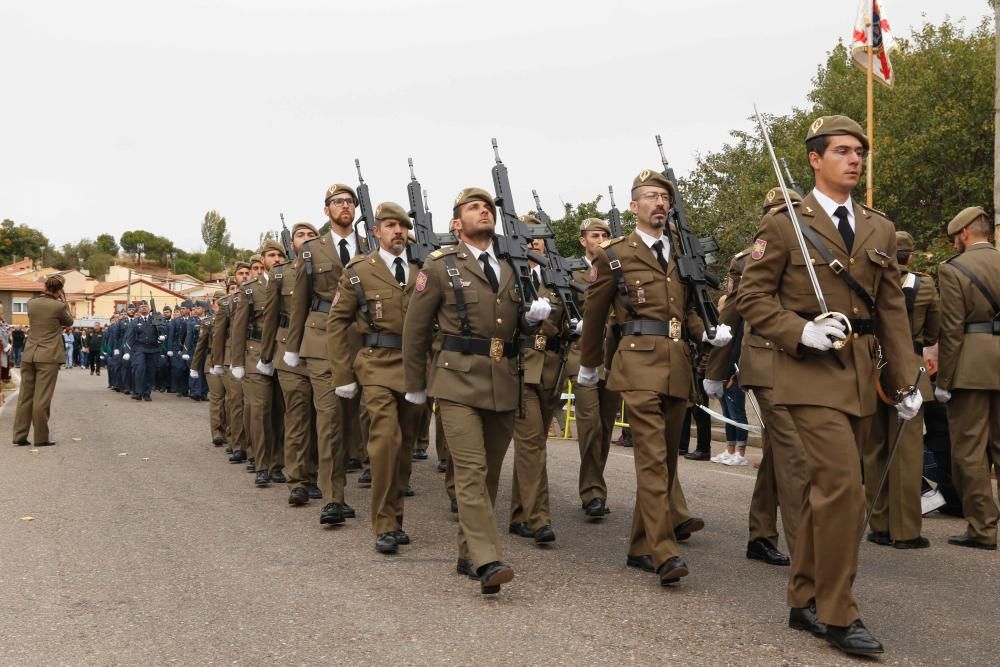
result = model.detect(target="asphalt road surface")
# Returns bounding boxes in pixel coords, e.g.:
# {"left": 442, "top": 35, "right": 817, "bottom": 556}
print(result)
{"left": 2, "top": 368, "right": 997, "bottom": 666}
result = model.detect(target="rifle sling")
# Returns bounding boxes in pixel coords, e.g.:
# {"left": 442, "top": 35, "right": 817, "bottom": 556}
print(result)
{"left": 345, "top": 266, "right": 377, "bottom": 331}
{"left": 946, "top": 257, "right": 1000, "bottom": 316}
{"left": 603, "top": 245, "right": 638, "bottom": 319}
{"left": 443, "top": 254, "right": 472, "bottom": 336}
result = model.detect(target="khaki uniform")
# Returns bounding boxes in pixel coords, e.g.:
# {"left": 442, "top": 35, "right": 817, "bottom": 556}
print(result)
{"left": 13, "top": 295, "right": 74, "bottom": 444}
{"left": 580, "top": 230, "right": 705, "bottom": 568}
{"left": 193, "top": 312, "right": 227, "bottom": 444}
{"left": 736, "top": 192, "right": 918, "bottom": 626}
{"left": 937, "top": 243, "right": 1000, "bottom": 544}
{"left": 260, "top": 261, "right": 317, "bottom": 492}
{"left": 329, "top": 252, "right": 421, "bottom": 535}
{"left": 403, "top": 241, "right": 532, "bottom": 569}
{"left": 212, "top": 295, "right": 249, "bottom": 455}
{"left": 864, "top": 268, "right": 939, "bottom": 541}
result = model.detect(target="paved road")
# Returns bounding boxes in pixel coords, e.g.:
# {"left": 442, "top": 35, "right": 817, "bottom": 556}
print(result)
{"left": 1, "top": 368, "right": 996, "bottom": 665}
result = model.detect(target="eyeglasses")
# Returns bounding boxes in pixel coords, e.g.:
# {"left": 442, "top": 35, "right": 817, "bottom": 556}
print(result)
{"left": 638, "top": 192, "right": 672, "bottom": 204}
{"left": 829, "top": 146, "right": 868, "bottom": 159}
{"left": 327, "top": 197, "right": 356, "bottom": 208}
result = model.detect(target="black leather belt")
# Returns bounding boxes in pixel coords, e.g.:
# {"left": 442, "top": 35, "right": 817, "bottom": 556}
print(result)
{"left": 520, "top": 334, "right": 563, "bottom": 352}
{"left": 362, "top": 332, "right": 403, "bottom": 349}
{"left": 311, "top": 297, "right": 332, "bottom": 313}
{"left": 796, "top": 313, "right": 876, "bottom": 336}
{"left": 248, "top": 326, "right": 263, "bottom": 341}
{"left": 966, "top": 321, "right": 1000, "bottom": 335}
{"left": 620, "top": 318, "right": 683, "bottom": 340}
{"left": 441, "top": 334, "right": 516, "bottom": 360}
{"left": 279, "top": 312, "right": 290, "bottom": 328}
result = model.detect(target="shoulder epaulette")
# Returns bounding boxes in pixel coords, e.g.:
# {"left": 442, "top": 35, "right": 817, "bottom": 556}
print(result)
{"left": 861, "top": 204, "right": 889, "bottom": 218}
{"left": 733, "top": 248, "right": 751, "bottom": 260}
{"left": 429, "top": 246, "right": 459, "bottom": 261}
{"left": 345, "top": 255, "right": 368, "bottom": 268}
{"left": 600, "top": 237, "right": 625, "bottom": 249}
{"left": 942, "top": 253, "right": 961, "bottom": 265}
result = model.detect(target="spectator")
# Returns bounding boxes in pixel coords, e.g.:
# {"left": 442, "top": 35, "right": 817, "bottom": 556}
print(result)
{"left": 12, "top": 326, "right": 25, "bottom": 367}
{"left": 73, "top": 328, "right": 83, "bottom": 367}
{"left": 79, "top": 327, "right": 89, "bottom": 369}
{"left": 0, "top": 303, "right": 10, "bottom": 400}
{"left": 86, "top": 325, "right": 104, "bottom": 376}
{"left": 62, "top": 328, "right": 74, "bottom": 369}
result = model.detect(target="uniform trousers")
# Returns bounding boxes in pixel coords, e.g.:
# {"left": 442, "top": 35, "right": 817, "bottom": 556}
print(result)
{"left": 343, "top": 392, "right": 371, "bottom": 465}
{"left": 364, "top": 384, "right": 421, "bottom": 534}
{"left": 131, "top": 348, "right": 157, "bottom": 397}
{"left": 434, "top": 405, "right": 456, "bottom": 501}
{"left": 12, "top": 361, "right": 60, "bottom": 444}
{"left": 206, "top": 369, "right": 227, "bottom": 443}
{"left": 863, "top": 401, "right": 924, "bottom": 541}
{"left": 574, "top": 379, "right": 618, "bottom": 506}
{"left": 414, "top": 403, "right": 432, "bottom": 453}
{"left": 222, "top": 370, "right": 249, "bottom": 453}
{"left": 438, "top": 399, "right": 513, "bottom": 569}
{"left": 786, "top": 405, "right": 870, "bottom": 627}
{"left": 947, "top": 389, "right": 1000, "bottom": 545}
{"left": 510, "top": 384, "right": 560, "bottom": 530}
{"left": 244, "top": 373, "right": 279, "bottom": 471}
{"left": 307, "top": 357, "right": 346, "bottom": 503}
{"left": 277, "top": 369, "right": 315, "bottom": 492}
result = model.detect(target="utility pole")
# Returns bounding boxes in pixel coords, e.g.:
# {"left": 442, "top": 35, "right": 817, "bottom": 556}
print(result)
{"left": 995, "top": 2, "right": 999, "bottom": 247}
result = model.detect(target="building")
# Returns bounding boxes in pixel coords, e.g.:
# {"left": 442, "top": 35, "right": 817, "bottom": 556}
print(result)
{"left": 87, "top": 278, "right": 188, "bottom": 318}
{"left": 0, "top": 273, "right": 45, "bottom": 325}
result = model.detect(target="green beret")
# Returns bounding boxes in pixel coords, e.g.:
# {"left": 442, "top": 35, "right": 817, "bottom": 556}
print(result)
{"left": 805, "top": 115, "right": 869, "bottom": 151}
{"left": 249, "top": 254, "right": 263, "bottom": 265}
{"left": 292, "top": 221, "right": 319, "bottom": 236}
{"left": 630, "top": 169, "right": 677, "bottom": 201}
{"left": 452, "top": 187, "right": 496, "bottom": 217}
{"left": 946, "top": 206, "right": 987, "bottom": 237}
{"left": 763, "top": 186, "right": 802, "bottom": 211}
{"left": 895, "top": 231, "right": 915, "bottom": 252}
{"left": 579, "top": 217, "right": 612, "bottom": 235}
{"left": 375, "top": 201, "right": 413, "bottom": 228}
{"left": 324, "top": 183, "right": 359, "bottom": 206}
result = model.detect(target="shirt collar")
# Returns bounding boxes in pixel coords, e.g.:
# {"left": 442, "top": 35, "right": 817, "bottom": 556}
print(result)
{"left": 812, "top": 188, "right": 855, "bottom": 225}
{"left": 634, "top": 226, "right": 666, "bottom": 250}
{"left": 466, "top": 242, "right": 498, "bottom": 265}
{"left": 378, "top": 247, "right": 406, "bottom": 269}
{"left": 329, "top": 228, "right": 353, "bottom": 247}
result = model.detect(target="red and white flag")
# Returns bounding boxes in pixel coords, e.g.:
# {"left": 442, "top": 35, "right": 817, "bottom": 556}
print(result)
{"left": 851, "top": 0, "right": 896, "bottom": 86}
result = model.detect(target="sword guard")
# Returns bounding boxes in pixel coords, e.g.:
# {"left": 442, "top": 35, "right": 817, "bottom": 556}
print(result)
{"left": 815, "top": 311, "right": 852, "bottom": 349}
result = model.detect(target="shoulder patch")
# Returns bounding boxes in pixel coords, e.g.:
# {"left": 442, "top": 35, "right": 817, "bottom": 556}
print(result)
{"left": 415, "top": 271, "right": 429, "bottom": 292}
{"left": 600, "top": 237, "right": 625, "bottom": 249}
{"left": 429, "top": 246, "right": 459, "bottom": 261}
{"left": 345, "top": 255, "right": 367, "bottom": 268}
{"left": 750, "top": 239, "right": 767, "bottom": 261}
{"left": 861, "top": 204, "right": 888, "bottom": 218}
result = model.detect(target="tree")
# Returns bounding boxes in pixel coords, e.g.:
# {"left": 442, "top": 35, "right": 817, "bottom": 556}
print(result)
{"left": 95, "top": 233, "right": 119, "bottom": 257}
{"left": 119, "top": 230, "right": 174, "bottom": 263}
{"left": 0, "top": 219, "right": 49, "bottom": 264}
{"left": 119, "top": 230, "right": 157, "bottom": 255}
{"left": 174, "top": 258, "right": 201, "bottom": 279}
{"left": 200, "top": 249, "right": 224, "bottom": 274}
{"left": 86, "top": 253, "right": 115, "bottom": 280}
{"left": 201, "top": 210, "right": 231, "bottom": 253}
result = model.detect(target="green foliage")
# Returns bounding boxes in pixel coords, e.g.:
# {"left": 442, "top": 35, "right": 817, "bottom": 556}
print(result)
{"left": 174, "top": 258, "right": 201, "bottom": 279}
{"left": 119, "top": 229, "right": 174, "bottom": 262}
{"left": 201, "top": 249, "right": 224, "bottom": 274}
{"left": 0, "top": 218, "right": 49, "bottom": 264}
{"left": 201, "top": 210, "right": 231, "bottom": 253}
{"left": 86, "top": 253, "right": 115, "bottom": 280}
{"left": 95, "top": 233, "right": 119, "bottom": 256}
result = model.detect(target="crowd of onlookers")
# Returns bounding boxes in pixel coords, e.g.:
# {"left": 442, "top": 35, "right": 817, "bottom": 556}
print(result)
{"left": 1, "top": 317, "right": 108, "bottom": 377}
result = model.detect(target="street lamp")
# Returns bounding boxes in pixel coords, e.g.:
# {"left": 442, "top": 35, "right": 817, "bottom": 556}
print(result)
{"left": 136, "top": 242, "right": 145, "bottom": 269}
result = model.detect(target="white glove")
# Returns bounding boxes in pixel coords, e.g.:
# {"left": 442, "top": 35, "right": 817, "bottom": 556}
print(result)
{"left": 703, "top": 378, "right": 725, "bottom": 399}
{"left": 158, "top": 335, "right": 166, "bottom": 342}
{"left": 122, "top": 353, "right": 130, "bottom": 361}
{"left": 525, "top": 298, "right": 553, "bottom": 326}
{"left": 231, "top": 366, "right": 245, "bottom": 380}
{"left": 896, "top": 391, "right": 923, "bottom": 421}
{"left": 100, "top": 355, "right": 106, "bottom": 360}
{"left": 189, "top": 369, "right": 199, "bottom": 379}
{"left": 210, "top": 365, "right": 224, "bottom": 376}
{"left": 576, "top": 366, "right": 599, "bottom": 386}
{"left": 283, "top": 351, "right": 301, "bottom": 367}
{"left": 167, "top": 351, "right": 174, "bottom": 357}
{"left": 114, "top": 349, "right": 120, "bottom": 356}
{"left": 335, "top": 382, "right": 358, "bottom": 399}
{"left": 799, "top": 318, "right": 846, "bottom": 351}
{"left": 404, "top": 390, "right": 427, "bottom": 405}
{"left": 934, "top": 386, "right": 952, "bottom": 403}
{"left": 181, "top": 354, "right": 190, "bottom": 361}
{"left": 255, "top": 360, "right": 274, "bottom": 376}
{"left": 703, "top": 323, "right": 733, "bottom": 348}
{"left": 572, "top": 319, "right": 584, "bottom": 335}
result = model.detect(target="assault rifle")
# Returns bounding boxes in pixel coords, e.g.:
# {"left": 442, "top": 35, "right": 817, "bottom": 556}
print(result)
{"left": 529, "top": 190, "right": 584, "bottom": 324}
{"left": 405, "top": 158, "right": 455, "bottom": 267}
{"left": 279, "top": 213, "right": 296, "bottom": 260}
{"left": 654, "top": 134, "right": 721, "bottom": 338}
{"left": 607, "top": 185, "right": 623, "bottom": 238}
{"left": 780, "top": 157, "right": 805, "bottom": 196}
{"left": 354, "top": 159, "right": 374, "bottom": 255}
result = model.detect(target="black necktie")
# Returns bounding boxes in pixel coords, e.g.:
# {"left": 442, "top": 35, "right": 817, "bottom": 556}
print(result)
{"left": 531, "top": 270, "right": 540, "bottom": 291}
{"left": 339, "top": 239, "right": 350, "bottom": 265}
{"left": 834, "top": 206, "right": 854, "bottom": 252}
{"left": 480, "top": 254, "right": 499, "bottom": 293}
{"left": 652, "top": 240, "right": 669, "bottom": 271}
{"left": 393, "top": 257, "right": 405, "bottom": 285}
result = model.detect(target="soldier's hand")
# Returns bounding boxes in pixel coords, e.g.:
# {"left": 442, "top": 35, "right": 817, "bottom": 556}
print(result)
{"left": 123, "top": 353, "right": 130, "bottom": 361}
{"left": 896, "top": 391, "right": 923, "bottom": 421}
{"left": 158, "top": 335, "right": 166, "bottom": 342}
{"left": 181, "top": 354, "right": 190, "bottom": 361}
{"left": 703, "top": 378, "right": 725, "bottom": 399}
{"left": 255, "top": 360, "right": 274, "bottom": 376}
{"left": 335, "top": 382, "right": 358, "bottom": 399}
{"left": 525, "top": 298, "right": 553, "bottom": 325}
{"left": 934, "top": 386, "right": 952, "bottom": 404}
{"left": 189, "top": 369, "right": 199, "bottom": 379}
{"left": 231, "top": 366, "right": 245, "bottom": 380}
{"left": 799, "top": 318, "right": 846, "bottom": 351}
{"left": 576, "top": 366, "right": 599, "bottom": 386}
{"left": 703, "top": 323, "right": 733, "bottom": 348}
{"left": 114, "top": 349, "right": 121, "bottom": 356}
{"left": 404, "top": 390, "right": 427, "bottom": 405}
{"left": 167, "top": 351, "right": 174, "bottom": 357}
{"left": 572, "top": 318, "right": 584, "bottom": 336}
{"left": 283, "top": 351, "right": 301, "bottom": 368}
{"left": 210, "top": 365, "right": 224, "bottom": 376}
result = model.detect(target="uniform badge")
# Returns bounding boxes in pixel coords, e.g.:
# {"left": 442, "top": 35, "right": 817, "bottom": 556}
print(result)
{"left": 635, "top": 287, "right": 646, "bottom": 304}
{"left": 766, "top": 189, "right": 776, "bottom": 203}
{"left": 460, "top": 280, "right": 472, "bottom": 288}
{"left": 415, "top": 271, "right": 428, "bottom": 292}
{"left": 668, "top": 317, "right": 682, "bottom": 340}
{"left": 751, "top": 239, "right": 767, "bottom": 260}
{"left": 810, "top": 117, "right": 824, "bottom": 133}
{"left": 374, "top": 301, "right": 383, "bottom": 320}
{"left": 588, "top": 267, "right": 597, "bottom": 283}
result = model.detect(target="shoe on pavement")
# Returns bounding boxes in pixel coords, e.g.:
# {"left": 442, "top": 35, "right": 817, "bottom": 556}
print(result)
{"left": 626, "top": 554, "right": 655, "bottom": 572}
{"left": 412, "top": 448, "right": 428, "bottom": 460}
{"left": 893, "top": 536, "right": 930, "bottom": 549}
{"left": 788, "top": 601, "right": 826, "bottom": 636}
{"left": 684, "top": 450, "right": 712, "bottom": 461}
{"left": 534, "top": 525, "right": 556, "bottom": 544}
{"left": 746, "top": 538, "right": 790, "bottom": 565}
{"left": 710, "top": 451, "right": 733, "bottom": 464}
{"left": 657, "top": 556, "right": 689, "bottom": 585}
{"left": 477, "top": 561, "right": 514, "bottom": 594}
{"left": 306, "top": 484, "right": 322, "bottom": 499}
{"left": 269, "top": 469, "right": 287, "bottom": 484}
{"left": 375, "top": 533, "right": 398, "bottom": 554}
{"left": 584, "top": 498, "right": 608, "bottom": 518}
{"left": 254, "top": 470, "right": 270, "bottom": 487}
{"left": 674, "top": 517, "right": 705, "bottom": 542}
{"left": 357, "top": 469, "right": 372, "bottom": 487}
{"left": 288, "top": 487, "right": 309, "bottom": 506}
{"left": 947, "top": 533, "right": 997, "bottom": 550}
{"left": 390, "top": 530, "right": 411, "bottom": 545}
{"left": 341, "top": 502, "right": 356, "bottom": 519}
{"left": 320, "top": 502, "right": 346, "bottom": 526}
{"left": 724, "top": 453, "right": 750, "bottom": 466}
{"left": 456, "top": 558, "right": 477, "bottom": 578}
{"left": 921, "top": 488, "right": 947, "bottom": 515}
{"left": 825, "top": 619, "right": 884, "bottom": 656}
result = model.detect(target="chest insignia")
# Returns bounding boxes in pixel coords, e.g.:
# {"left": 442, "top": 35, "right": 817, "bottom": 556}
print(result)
{"left": 751, "top": 239, "right": 767, "bottom": 261}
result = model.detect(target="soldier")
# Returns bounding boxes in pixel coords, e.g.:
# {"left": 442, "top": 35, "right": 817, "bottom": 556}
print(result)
{"left": 508, "top": 231, "right": 570, "bottom": 544}
{"left": 403, "top": 186, "right": 552, "bottom": 594}
{"left": 212, "top": 263, "right": 253, "bottom": 464}
{"left": 737, "top": 116, "right": 921, "bottom": 656}
{"left": 330, "top": 201, "right": 422, "bottom": 551}
{"left": 105, "top": 313, "right": 123, "bottom": 391}
{"left": 124, "top": 300, "right": 159, "bottom": 401}
{"left": 192, "top": 291, "right": 229, "bottom": 447}
{"left": 184, "top": 302, "right": 210, "bottom": 401}
{"left": 260, "top": 222, "right": 323, "bottom": 506}
{"left": 934, "top": 206, "right": 1000, "bottom": 551}
{"left": 156, "top": 305, "right": 172, "bottom": 391}
{"left": 116, "top": 304, "right": 136, "bottom": 394}
{"left": 285, "top": 184, "right": 366, "bottom": 526}
{"left": 577, "top": 170, "right": 732, "bottom": 587}
{"left": 167, "top": 301, "right": 189, "bottom": 397}
{"left": 862, "top": 230, "right": 940, "bottom": 549}
{"left": 250, "top": 255, "right": 265, "bottom": 280}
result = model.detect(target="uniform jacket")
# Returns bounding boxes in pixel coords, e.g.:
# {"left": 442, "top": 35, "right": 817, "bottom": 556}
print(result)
{"left": 192, "top": 316, "right": 215, "bottom": 372}
{"left": 936, "top": 243, "right": 1000, "bottom": 390}
{"left": 183, "top": 317, "right": 200, "bottom": 357}
{"left": 328, "top": 252, "right": 417, "bottom": 393}
{"left": 230, "top": 275, "right": 272, "bottom": 372}
{"left": 210, "top": 295, "right": 236, "bottom": 367}
{"left": 521, "top": 280, "right": 570, "bottom": 391}
{"left": 259, "top": 261, "right": 308, "bottom": 377}
{"left": 564, "top": 264, "right": 617, "bottom": 380}
{"left": 580, "top": 229, "right": 705, "bottom": 399}
{"left": 23, "top": 295, "right": 74, "bottom": 364}
{"left": 125, "top": 314, "right": 159, "bottom": 351}
{"left": 736, "top": 191, "right": 918, "bottom": 417}
{"left": 402, "top": 240, "right": 535, "bottom": 412}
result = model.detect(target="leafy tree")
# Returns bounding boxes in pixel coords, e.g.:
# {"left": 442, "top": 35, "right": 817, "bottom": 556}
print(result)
{"left": 0, "top": 219, "right": 49, "bottom": 263}
{"left": 119, "top": 230, "right": 157, "bottom": 255}
{"left": 200, "top": 249, "right": 224, "bottom": 274}
{"left": 201, "top": 210, "right": 231, "bottom": 252}
{"left": 86, "top": 253, "right": 115, "bottom": 280}
{"left": 174, "top": 258, "right": 201, "bottom": 279}
{"left": 95, "top": 233, "right": 119, "bottom": 256}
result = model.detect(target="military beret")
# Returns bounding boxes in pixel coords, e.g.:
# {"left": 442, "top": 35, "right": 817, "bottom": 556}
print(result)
{"left": 198, "top": 300, "right": 211, "bottom": 309}
{"left": 212, "top": 290, "right": 225, "bottom": 299}
{"left": 375, "top": 201, "right": 412, "bottom": 228}
{"left": 48, "top": 273, "right": 66, "bottom": 286}
{"left": 249, "top": 254, "right": 263, "bottom": 265}
{"left": 292, "top": 221, "right": 319, "bottom": 236}
{"left": 258, "top": 239, "right": 285, "bottom": 257}
{"left": 126, "top": 302, "right": 136, "bottom": 310}
{"left": 139, "top": 300, "right": 148, "bottom": 306}
{"left": 895, "top": 231, "right": 915, "bottom": 251}
{"left": 763, "top": 186, "right": 802, "bottom": 211}
{"left": 579, "top": 217, "right": 612, "bottom": 235}
{"left": 520, "top": 212, "right": 542, "bottom": 226}
{"left": 324, "top": 183, "right": 359, "bottom": 206}
{"left": 805, "top": 115, "right": 869, "bottom": 151}
{"left": 631, "top": 169, "right": 677, "bottom": 201}
{"left": 233, "top": 261, "right": 251, "bottom": 272}
{"left": 452, "top": 187, "right": 496, "bottom": 216}
{"left": 181, "top": 300, "right": 193, "bottom": 309}
{"left": 946, "top": 206, "right": 987, "bottom": 237}
{"left": 163, "top": 305, "right": 172, "bottom": 312}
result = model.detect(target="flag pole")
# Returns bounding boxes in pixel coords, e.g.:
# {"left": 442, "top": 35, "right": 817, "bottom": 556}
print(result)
{"left": 866, "top": 1, "right": 875, "bottom": 207}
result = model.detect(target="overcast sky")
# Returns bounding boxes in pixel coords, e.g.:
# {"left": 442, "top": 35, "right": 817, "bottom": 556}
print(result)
{"left": 1, "top": 1, "right": 993, "bottom": 253}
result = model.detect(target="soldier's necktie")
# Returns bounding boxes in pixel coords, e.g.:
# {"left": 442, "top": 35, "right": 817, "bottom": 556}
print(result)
{"left": 834, "top": 205, "right": 854, "bottom": 252}
{"left": 393, "top": 257, "right": 405, "bottom": 285}
{"left": 339, "top": 239, "right": 350, "bottom": 265}
{"left": 652, "top": 240, "right": 669, "bottom": 271}
{"left": 531, "top": 270, "right": 540, "bottom": 291}
{"left": 480, "top": 254, "right": 499, "bottom": 293}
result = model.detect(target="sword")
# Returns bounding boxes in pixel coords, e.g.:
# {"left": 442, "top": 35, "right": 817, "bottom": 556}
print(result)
{"left": 697, "top": 403, "right": 762, "bottom": 435}
{"left": 734, "top": 365, "right": 765, "bottom": 431}
{"left": 752, "top": 104, "right": 852, "bottom": 349}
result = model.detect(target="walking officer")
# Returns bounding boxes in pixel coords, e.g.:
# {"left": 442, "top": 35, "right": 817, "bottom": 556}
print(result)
{"left": 125, "top": 300, "right": 158, "bottom": 401}
{"left": 212, "top": 263, "right": 253, "bottom": 464}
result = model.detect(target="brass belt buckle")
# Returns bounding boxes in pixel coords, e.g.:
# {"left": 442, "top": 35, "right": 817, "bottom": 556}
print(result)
{"left": 533, "top": 334, "right": 547, "bottom": 351}
{"left": 489, "top": 338, "right": 504, "bottom": 362}
{"left": 668, "top": 317, "right": 681, "bottom": 340}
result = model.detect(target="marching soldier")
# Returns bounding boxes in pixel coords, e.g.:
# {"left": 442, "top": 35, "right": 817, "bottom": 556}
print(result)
{"left": 184, "top": 302, "right": 209, "bottom": 401}
{"left": 192, "top": 291, "right": 229, "bottom": 447}
{"left": 934, "top": 206, "right": 1000, "bottom": 551}
{"left": 330, "top": 202, "right": 422, "bottom": 552}
{"left": 167, "top": 301, "right": 189, "bottom": 397}
{"left": 577, "top": 170, "right": 732, "bottom": 587}
{"left": 737, "top": 116, "right": 921, "bottom": 655}
{"left": 212, "top": 263, "right": 253, "bottom": 464}
{"left": 124, "top": 301, "right": 158, "bottom": 401}
{"left": 403, "top": 187, "right": 552, "bottom": 594}
{"left": 863, "top": 230, "right": 939, "bottom": 549}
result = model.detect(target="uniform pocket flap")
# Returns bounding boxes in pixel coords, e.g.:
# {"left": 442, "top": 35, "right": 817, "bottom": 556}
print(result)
{"left": 620, "top": 336, "right": 657, "bottom": 351}
{"left": 435, "top": 350, "right": 473, "bottom": 372}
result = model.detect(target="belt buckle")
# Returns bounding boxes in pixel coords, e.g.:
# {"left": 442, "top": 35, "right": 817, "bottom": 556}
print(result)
{"left": 828, "top": 259, "right": 845, "bottom": 275}
{"left": 533, "top": 334, "right": 547, "bottom": 351}
{"left": 489, "top": 338, "right": 504, "bottom": 362}
{"left": 668, "top": 317, "right": 681, "bottom": 340}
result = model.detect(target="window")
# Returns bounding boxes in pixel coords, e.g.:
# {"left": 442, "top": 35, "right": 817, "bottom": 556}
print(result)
{"left": 12, "top": 296, "right": 30, "bottom": 314}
